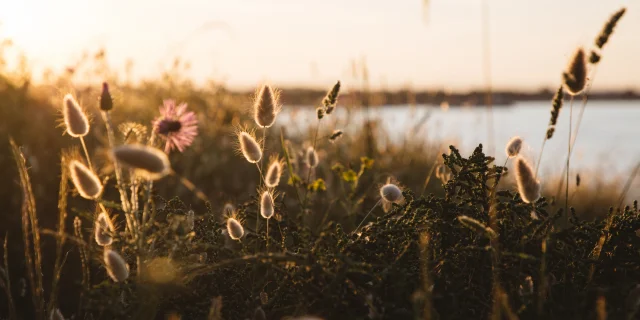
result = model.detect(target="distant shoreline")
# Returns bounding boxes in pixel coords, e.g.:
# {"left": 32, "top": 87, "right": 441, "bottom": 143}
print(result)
{"left": 232, "top": 88, "right": 640, "bottom": 107}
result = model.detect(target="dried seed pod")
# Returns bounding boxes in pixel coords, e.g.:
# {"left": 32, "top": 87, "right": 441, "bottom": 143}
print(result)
{"left": 514, "top": 157, "right": 541, "bottom": 203}
{"left": 104, "top": 249, "right": 129, "bottom": 282}
{"left": 63, "top": 94, "right": 90, "bottom": 137}
{"left": 380, "top": 184, "right": 403, "bottom": 203}
{"left": 69, "top": 160, "right": 103, "bottom": 199}
{"left": 112, "top": 144, "right": 171, "bottom": 180}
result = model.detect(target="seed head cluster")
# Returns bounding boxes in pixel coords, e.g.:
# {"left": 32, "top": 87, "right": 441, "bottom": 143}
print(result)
{"left": 238, "top": 131, "right": 262, "bottom": 164}
{"left": 226, "top": 218, "right": 244, "bottom": 240}
{"left": 112, "top": 144, "right": 171, "bottom": 180}
{"left": 546, "top": 86, "right": 564, "bottom": 139}
{"left": 505, "top": 136, "right": 523, "bottom": 158}
{"left": 254, "top": 84, "right": 281, "bottom": 128}
{"left": 104, "top": 249, "right": 129, "bottom": 282}
{"left": 63, "top": 94, "right": 90, "bottom": 137}
{"left": 563, "top": 48, "right": 587, "bottom": 95}
{"left": 260, "top": 190, "right": 275, "bottom": 219}
{"left": 69, "top": 160, "right": 103, "bottom": 199}
{"left": 514, "top": 157, "right": 541, "bottom": 204}
{"left": 380, "top": 183, "right": 403, "bottom": 203}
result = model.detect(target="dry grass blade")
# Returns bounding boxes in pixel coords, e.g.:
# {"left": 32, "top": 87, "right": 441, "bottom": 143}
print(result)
{"left": 10, "top": 138, "right": 45, "bottom": 319}
{"left": 46, "top": 154, "right": 70, "bottom": 315}
{"left": 1, "top": 235, "right": 18, "bottom": 320}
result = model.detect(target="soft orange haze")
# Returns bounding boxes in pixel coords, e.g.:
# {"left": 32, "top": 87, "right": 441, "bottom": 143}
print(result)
{"left": 0, "top": 0, "right": 637, "bottom": 90}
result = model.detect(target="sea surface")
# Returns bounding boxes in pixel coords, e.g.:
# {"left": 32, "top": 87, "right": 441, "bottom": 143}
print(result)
{"left": 278, "top": 100, "right": 640, "bottom": 179}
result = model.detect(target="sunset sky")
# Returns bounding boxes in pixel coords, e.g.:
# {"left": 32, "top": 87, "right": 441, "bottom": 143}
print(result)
{"left": 0, "top": 0, "right": 637, "bottom": 90}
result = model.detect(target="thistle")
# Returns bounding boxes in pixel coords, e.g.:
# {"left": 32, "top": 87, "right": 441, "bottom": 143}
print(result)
{"left": 260, "top": 190, "right": 275, "bottom": 219}
{"left": 514, "top": 157, "right": 541, "bottom": 203}
{"left": 305, "top": 146, "right": 319, "bottom": 168}
{"left": 505, "top": 136, "right": 523, "bottom": 158}
{"left": 69, "top": 160, "right": 103, "bottom": 199}
{"left": 112, "top": 144, "right": 171, "bottom": 180}
{"left": 94, "top": 211, "right": 115, "bottom": 246}
{"left": 238, "top": 131, "right": 262, "bottom": 164}
{"left": 253, "top": 84, "right": 281, "bottom": 128}
{"left": 226, "top": 218, "right": 244, "bottom": 240}
{"left": 104, "top": 249, "right": 129, "bottom": 282}
{"left": 563, "top": 48, "right": 587, "bottom": 95}
{"left": 264, "top": 157, "right": 283, "bottom": 188}
{"left": 99, "top": 82, "right": 113, "bottom": 111}
{"left": 380, "top": 183, "right": 403, "bottom": 204}
{"left": 153, "top": 100, "right": 199, "bottom": 153}
{"left": 62, "top": 94, "right": 90, "bottom": 137}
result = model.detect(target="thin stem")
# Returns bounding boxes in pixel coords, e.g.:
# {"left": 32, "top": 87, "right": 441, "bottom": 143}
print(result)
{"left": 534, "top": 138, "right": 547, "bottom": 179}
{"left": 302, "top": 119, "right": 322, "bottom": 209}
{"left": 101, "top": 111, "right": 131, "bottom": 215}
{"left": 565, "top": 96, "right": 574, "bottom": 224}
{"left": 79, "top": 136, "right": 93, "bottom": 171}
{"left": 420, "top": 155, "right": 441, "bottom": 197}
{"left": 354, "top": 199, "right": 382, "bottom": 232}
{"left": 266, "top": 219, "right": 269, "bottom": 254}
{"left": 617, "top": 160, "right": 640, "bottom": 209}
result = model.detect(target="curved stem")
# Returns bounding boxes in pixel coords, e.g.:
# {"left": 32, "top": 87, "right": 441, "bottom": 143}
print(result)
{"left": 302, "top": 119, "right": 322, "bottom": 210}
{"left": 354, "top": 199, "right": 382, "bottom": 232}
{"left": 565, "top": 96, "right": 574, "bottom": 224}
{"left": 79, "top": 136, "right": 93, "bottom": 171}
{"left": 534, "top": 137, "right": 546, "bottom": 179}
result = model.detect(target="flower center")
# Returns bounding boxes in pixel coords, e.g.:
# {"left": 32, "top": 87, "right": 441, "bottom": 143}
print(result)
{"left": 157, "top": 120, "right": 182, "bottom": 135}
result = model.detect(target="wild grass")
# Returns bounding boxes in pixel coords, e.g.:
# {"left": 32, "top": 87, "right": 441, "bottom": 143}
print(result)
{"left": 0, "top": 6, "right": 636, "bottom": 320}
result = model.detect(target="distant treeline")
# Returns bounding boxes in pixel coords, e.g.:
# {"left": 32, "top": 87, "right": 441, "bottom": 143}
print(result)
{"left": 229, "top": 87, "right": 640, "bottom": 107}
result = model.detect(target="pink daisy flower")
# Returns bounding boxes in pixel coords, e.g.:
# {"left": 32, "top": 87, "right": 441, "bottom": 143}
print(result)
{"left": 153, "top": 100, "right": 198, "bottom": 153}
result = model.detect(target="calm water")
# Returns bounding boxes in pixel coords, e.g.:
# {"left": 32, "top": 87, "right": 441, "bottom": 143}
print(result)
{"left": 279, "top": 100, "right": 640, "bottom": 178}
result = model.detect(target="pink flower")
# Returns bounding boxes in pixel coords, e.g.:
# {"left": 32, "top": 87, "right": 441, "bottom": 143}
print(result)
{"left": 153, "top": 100, "right": 198, "bottom": 153}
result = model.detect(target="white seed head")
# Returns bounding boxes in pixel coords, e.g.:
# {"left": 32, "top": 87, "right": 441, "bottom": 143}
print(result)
{"left": 238, "top": 132, "right": 262, "bottom": 163}
{"left": 223, "top": 203, "right": 235, "bottom": 216}
{"left": 185, "top": 210, "right": 195, "bottom": 231}
{"left": 505, "top": 136, "right": 523, "bottom": 158}
{"left": 94, "top": 211, "right": 114, "bottom": 246}
{"left": 104, "top": 249, "right": 129, "bottom": 282}
{"left": 226, "top": 217, "right": 244, "bottom": 240}
{"left": 380, "top": 183, "right": 403, "bottom": 203}
{"left": 63, "top": 94, "right": 90, "bottom": 137}
{"left": 265, "top": 158, "right": 282, "bottom": 188}
{"left": 69, "top": 160, "right": 103, "bottom": 199}
{"left": 260, "top": 191, "right": 275, "bottom": 219}
{"left": 254, "top": 84, "right": 280, "bottom": 128}
{"left": 112, "top": 144, "right": 171, "bottom": 180}
{"left": 305, "top": 147, "right": 319, "bottom": 168}
{"left": 514, "top": 156, "right": 541, "bottom": 203}
{"left": 50, "top": 308, "right": 65, "bottom": 320}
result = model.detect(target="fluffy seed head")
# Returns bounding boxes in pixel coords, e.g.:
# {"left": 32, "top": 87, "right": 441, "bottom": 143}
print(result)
{"left": 329, "top": 130, "right": 343, "bottom": 143}
{"left": 94, "top": 211, "right": 114, "bottom": 246}
{"left": 505, "top": 136, "right": 523, "bottom": 158}
{"left": 265, "top": 157, "right": 283, "bottom": 188}
{"left": 50, "top": 308, "right": 65, "bottom": 320}
{"left": 260, "top": 191, "right": 275, "bottom": 219}
{"left": 104, "top": 249, "right": 129, "bottom": 282}
{"left": 305, "top": 147, "right": 319, "bottom": 168}
{"left": 380, "top": 183, "right": 403, "bottom": 203}
{"left": 63, "top": 94, "right": 90, "bottom": 137}
{"left": 69, "top": 160, "right": 103, "bottom": 199}
{"left": 112, "top": 144, "right": 171, "bottom": 180}
{"left": 323, "top": 80, "right": 341, "bottom": 114}
{"left": 254, "top": 84, "right": 281, "bottom": 128}
{"left": 226, "top": 218, "right": 244, "bottom": 240}
{"left": 595, "top": 8, "right": 626, "bottom": 49}
{"left": 100, "top": 82, "right": 113, "bottom": 111}
{"left": 514, "top": 157, "right": 541, "bottom": 203}
{"left": 563, "top": 48, "right": 587, "bottom": 95}
{"left": 238, "top": 131, "right": 262, "bottom": 163}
